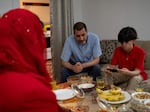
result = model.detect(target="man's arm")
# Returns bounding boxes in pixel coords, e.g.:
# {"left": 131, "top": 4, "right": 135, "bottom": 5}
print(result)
{"left": 62, "top": 61, "right": 83, "bottom": 73}
{"left": 62, "top": 57, "right": 100, "bottom": 73}
{"left": 62, "top": 60, "right": 74, "bottom": 70}
{"left": 82, "top": 57, "right": 100, "bottom": 69}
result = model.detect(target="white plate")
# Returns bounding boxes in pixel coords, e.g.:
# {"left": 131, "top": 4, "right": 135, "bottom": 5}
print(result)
{"left": 98, "top": 91, "right": 131, "bottom": 104}
{"left": 53, "top": 89, "right": 76, "bottom": 100}
{"left": 131, "top": 92, "right": 150, "bottom": 102}
{"left": 78, "top": 83, "right": 95, "bottom": 89}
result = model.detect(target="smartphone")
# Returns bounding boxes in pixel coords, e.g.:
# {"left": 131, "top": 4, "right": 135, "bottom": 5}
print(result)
{"left": 107, "top": 68, "right": 118, "bottom": 72}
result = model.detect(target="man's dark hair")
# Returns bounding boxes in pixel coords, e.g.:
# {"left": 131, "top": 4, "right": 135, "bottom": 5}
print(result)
{"left": 73, "top": 22, "right": 87, "bottom": 33}
{"left": 118, "top": 26, "right": 138, "bottom": 44}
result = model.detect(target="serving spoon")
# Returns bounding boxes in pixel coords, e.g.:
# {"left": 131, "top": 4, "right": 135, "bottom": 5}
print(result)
{"left": 71, "top": 84, "right": 85, "bottom": 98}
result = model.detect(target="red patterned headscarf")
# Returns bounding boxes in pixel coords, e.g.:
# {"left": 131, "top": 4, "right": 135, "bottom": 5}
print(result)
{"left": 0, "top": 8, "right": 51, "bottom": 82}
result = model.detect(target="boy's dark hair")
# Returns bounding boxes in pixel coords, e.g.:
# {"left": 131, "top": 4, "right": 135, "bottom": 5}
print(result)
{"left": 118, "top": 26, "right": 138, "bottom": 44}
{"left": 73, "top": 22, "right": 87, "bottom": 34}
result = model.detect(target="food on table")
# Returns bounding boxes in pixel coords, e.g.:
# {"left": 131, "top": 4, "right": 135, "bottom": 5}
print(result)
{"left": 98, "top": 92, "right": 125, "bottom": 101}
{"left": 67, "top": 75, "right": 93, "bottom": 86}
{"left": 96, "top": 88, "right": 103, "bottom": 94}
{"left": 109, "top": 86, "right": 122, "bottom": 95}
{"left": 134, "top": 93, "right": 150, "bottom": 99}
{"left": 97, "top": 87, "right": 125, "bottom": 102}
{"left": 131, "top": 92, "right": 150, "bottom": 104}
{"left": 130, "top": 99, "right": 150, "bottom": 112}
{"left": 132, "top": 92, "right": 150, "bottom": 99}
{"left": 65, "top": 105, "right": 89, "bottom": 112}
{"left": 80, "top": 75, "right": 93, "bottom": 83}
{"left": 67, "top": 75, "right": 80, "bottom": 86}
{"left": 97, "top": 109, "right": 108, "bottom": 112}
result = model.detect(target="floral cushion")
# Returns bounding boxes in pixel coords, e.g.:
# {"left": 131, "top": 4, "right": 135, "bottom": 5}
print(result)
{"left": 100, "top": 40, "right": 118, "bottom": 64}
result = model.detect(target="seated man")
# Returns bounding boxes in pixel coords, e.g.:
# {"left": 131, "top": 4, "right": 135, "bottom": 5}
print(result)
{"left": 60, "top": 22, "right": 102, "bottom": 82}
{"left": 104, "top": 26, "right": 148, "bottom": 90}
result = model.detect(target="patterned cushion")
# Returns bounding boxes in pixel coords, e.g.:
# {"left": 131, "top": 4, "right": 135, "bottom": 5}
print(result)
{"left": 100, "top": 40, "right": 118, "bottom": 64}
{"left": 135, "top": 41, "right": 150, "bottom": 70}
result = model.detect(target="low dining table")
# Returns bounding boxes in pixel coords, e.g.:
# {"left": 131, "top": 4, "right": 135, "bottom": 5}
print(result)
{"left": 55, "top": 82, "right": 100, "bottom": 112}
{"left": 54, "top": 82, "right": 150, "bottom": 112}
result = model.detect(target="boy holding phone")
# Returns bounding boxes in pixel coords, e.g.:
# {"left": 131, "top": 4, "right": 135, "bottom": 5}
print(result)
{"left": 104, "top": 27, "right": 147, "bottom": 90}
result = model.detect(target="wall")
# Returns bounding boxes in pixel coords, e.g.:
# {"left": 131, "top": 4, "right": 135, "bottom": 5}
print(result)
{"left": 73, "top": 0, "right": 150, "bottom": 40}
{"left": 72, "top": 0, "right": 83, "bottom": 22}
{"left": 1, "top": 0, "right": 150, "bottom": 40}
{"left": 0, "top": 0, "right": 19, "bottom": 16}
{"left": 0, "top": 0, "right": 50, "bottom": 24}
{"left": 20, "top": 0, "right": 50, "bottom": 24}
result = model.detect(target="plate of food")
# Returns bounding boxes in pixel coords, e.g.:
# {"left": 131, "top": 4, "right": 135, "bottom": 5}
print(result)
{"left": 131, "top": 92, "right": 150, "bottom": 103}
{"left": 80, "top": 75, "right": 93, "bottom": 83}
{"left": 53, "top": 89, "right": 76, "bottom": 100}
{"left": 97, "top": 87, "right": 131, "bottom": 104}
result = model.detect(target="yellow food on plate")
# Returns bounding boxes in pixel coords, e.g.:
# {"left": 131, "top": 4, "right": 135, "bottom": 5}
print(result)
{"left": 98, "top": 90, "right": 125, "bottom": 102}
{"left": 96, "top": 88, "right": 103, "bottom": 94}
{"left": 109, "top": 86, "right": 122, "bottom": 95}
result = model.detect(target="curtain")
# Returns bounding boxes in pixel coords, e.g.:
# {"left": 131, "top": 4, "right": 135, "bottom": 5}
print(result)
{"left": 50, "top": 0, "right": 73, "bottom": 82}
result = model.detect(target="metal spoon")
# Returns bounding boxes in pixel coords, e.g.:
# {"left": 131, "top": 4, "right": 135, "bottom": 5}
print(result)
{"left": 71, "top": 84, "right": 85, "bottom": 98}
{"left": 96, "top": 97, "right": 115, "bottom": 112}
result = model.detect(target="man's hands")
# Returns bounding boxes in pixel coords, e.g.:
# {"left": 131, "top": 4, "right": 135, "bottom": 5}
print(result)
{"left": 72, "top": 62, "right": 83, "bottom": 73}
{"left": 61, "top": 61, "right": 83, "bottom": 73}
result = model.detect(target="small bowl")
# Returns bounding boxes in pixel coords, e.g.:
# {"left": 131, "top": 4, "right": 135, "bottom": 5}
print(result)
{"left": 67, "top": 75, "right": 80, "bottom": 86}
{"left": 131, "top": 92, "right": 150, "bottom": 103}
{"left": 78, "top": 82, "right": 96, "bottom": 92}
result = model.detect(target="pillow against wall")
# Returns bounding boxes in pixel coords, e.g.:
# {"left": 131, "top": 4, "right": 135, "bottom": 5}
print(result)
{"left": 145, "top": 53, "right": 150, "bottom": 70}
{"left": 135, "top": 40, "right": 150, "bottom": 70}
{"left": 100, "top": 40, "right": 118, "bottom": 64}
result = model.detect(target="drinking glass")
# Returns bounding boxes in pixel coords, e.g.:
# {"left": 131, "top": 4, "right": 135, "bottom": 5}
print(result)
{"left": 96, "top": 76, "right": 105, "bottom": 89}
{"left": 135, "top": 83, "right": 144, "bottom": 92}
{"left": 51, "top": 80, "right": 57, "bottom": 90}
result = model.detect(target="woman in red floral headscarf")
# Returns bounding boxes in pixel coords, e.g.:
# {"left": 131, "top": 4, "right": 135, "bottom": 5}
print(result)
{"left": 0, "top": 8, "right": 67, "bottom": 112}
